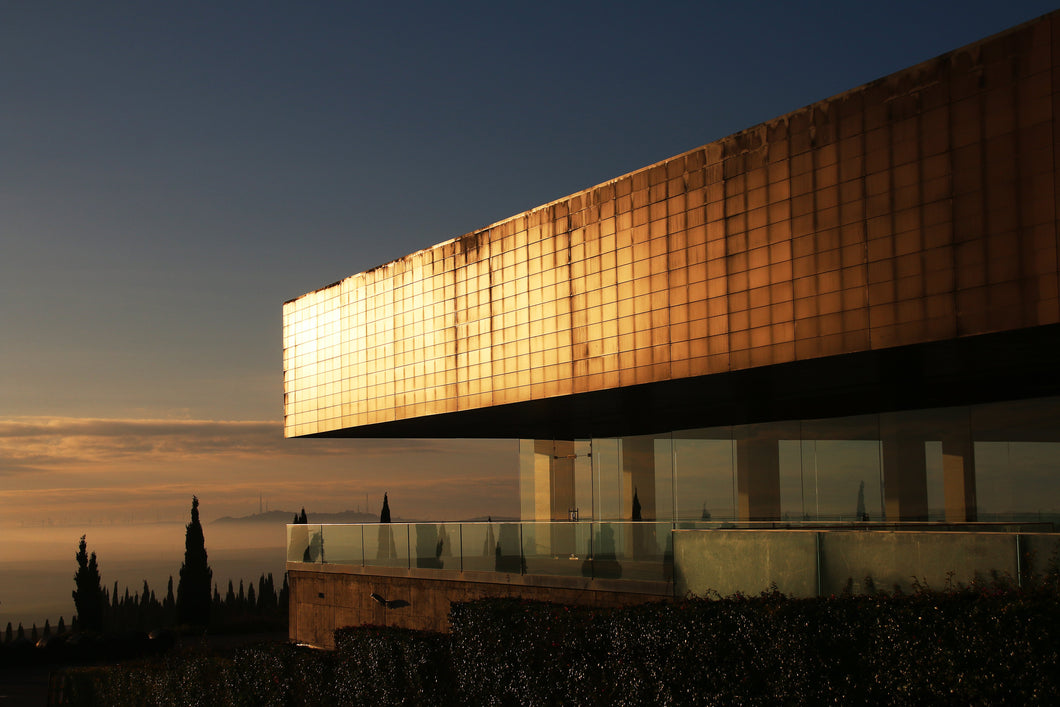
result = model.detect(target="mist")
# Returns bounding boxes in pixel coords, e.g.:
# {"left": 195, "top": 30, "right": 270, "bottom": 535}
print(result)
{"left": 0, "top": 521, "right": 287, "bottom": 630}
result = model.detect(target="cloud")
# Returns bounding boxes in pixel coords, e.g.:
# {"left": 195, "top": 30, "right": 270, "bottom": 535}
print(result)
{"left": 0, "top": 416, "right": 512, "bottom": 474}
{"left": 0, "top": 416, "right": 519, "bottom": 525}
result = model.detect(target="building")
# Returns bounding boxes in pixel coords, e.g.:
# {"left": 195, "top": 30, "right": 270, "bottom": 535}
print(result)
{"left": 285, "top": 12, "right": 1060, "bottom": 647}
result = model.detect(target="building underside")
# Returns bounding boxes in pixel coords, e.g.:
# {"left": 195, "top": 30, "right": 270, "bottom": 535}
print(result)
{"left": 306, "top": 324, "right": 1060, "bottom": 441}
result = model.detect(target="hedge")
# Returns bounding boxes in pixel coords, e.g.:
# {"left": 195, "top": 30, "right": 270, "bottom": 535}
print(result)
{"left": 52, "top": 586, "right": 1060, "bottom": 705}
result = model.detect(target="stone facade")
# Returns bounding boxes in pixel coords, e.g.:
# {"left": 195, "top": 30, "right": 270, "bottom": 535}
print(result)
{"left": 289, "top": 564, "right": 668, "bottom": 647}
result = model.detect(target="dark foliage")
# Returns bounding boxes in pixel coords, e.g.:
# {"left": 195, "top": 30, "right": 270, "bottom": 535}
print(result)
{"left": 72, "top": 535, "right": 105, "bottom": 632}
{"left": 448, "top": 588, "right": 1060, "bottom": 705}
{"left": 48, "top": 583, "right": 1060, "bottom": 705}
{"left": 332, "top": 625, "right": 455, "bottom": 705}
{"left": 52, "top": 632, "right": 452, "bottom": 707}
{"left": 177, "top": 496, "right": 213, "bottom": 627}
{"left": 379, "top": 493, "right": 391, "bottom": 523}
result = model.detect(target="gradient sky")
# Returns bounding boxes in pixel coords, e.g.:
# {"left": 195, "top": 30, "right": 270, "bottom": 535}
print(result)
{"left": 2, "top": 1, "right": 1056, "bottom": 526}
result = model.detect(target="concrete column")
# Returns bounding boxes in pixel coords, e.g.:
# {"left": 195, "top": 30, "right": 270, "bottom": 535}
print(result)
{"left": 525, "top": 440, "right": 552, "bottom": 521}
{"left": 942, "top": 437, "right": 977, "bottom": 522}
{"left": 736, "top": 438, "right": 781, "bottom": 521}
{"left": 882, "top": 439, "right": 928, "bottom": 522}
{"left": 550, "top": 440, "right": 576, "bottom": 521}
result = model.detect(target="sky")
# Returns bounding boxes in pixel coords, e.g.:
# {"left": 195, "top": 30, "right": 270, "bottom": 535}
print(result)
{"left": 2, "top": 0, "right": 1057, "bottom": 529}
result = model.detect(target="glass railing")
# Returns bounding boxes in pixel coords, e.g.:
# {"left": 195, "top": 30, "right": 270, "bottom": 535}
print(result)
{"left": 287, "top": 521, "right": 676, "bottom": 583}
{"left": 287, "top": 518, "right": 1043, "bottom": 586}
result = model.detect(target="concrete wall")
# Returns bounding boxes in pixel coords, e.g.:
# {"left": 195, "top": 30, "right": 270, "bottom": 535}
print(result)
{"left": 289, "top": 564, "right": 670, "bottom": 648}
{"left": 674, "top": 530, "right": 1060, "bottom": 597}
{"left": 285, "top": 12, "right": 1060, "bottom": 438}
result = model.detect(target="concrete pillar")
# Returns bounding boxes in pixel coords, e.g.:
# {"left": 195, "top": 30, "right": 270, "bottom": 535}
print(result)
{"left": 736, "top": 438, "right": 781, "bottom": 521}
{"left": 942, "top": 437, "right": 977, "bottom": 522}
{"left": 549, "top": 440, "right": 576, "bottom": 521}
{"left": 882, "top": 439, "right": 928, "bottom": 522}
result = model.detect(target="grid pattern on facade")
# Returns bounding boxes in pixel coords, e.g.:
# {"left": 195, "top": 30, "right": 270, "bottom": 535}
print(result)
{"left": 284, "top": 14, "right": 1060, "bottom": 438}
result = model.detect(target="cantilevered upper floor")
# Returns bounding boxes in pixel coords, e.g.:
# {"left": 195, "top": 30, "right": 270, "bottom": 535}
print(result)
{"left": 284, "top": 11, "right": 1060, "bottom": 440}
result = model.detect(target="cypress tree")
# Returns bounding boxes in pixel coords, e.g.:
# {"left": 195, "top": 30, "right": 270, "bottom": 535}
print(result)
{"left": 279, "top": 573, "right": 289, "bottom": 613}
{"left": 380, "top": 493, "right": 391, "bottom": 523}
{"left": 164, "top": 576, "right": 175, "bottom": 616}
{"left": 177, "top": 496, "right": 213, "bottom": 626}
{"left": 4, "top": 622, "right": 11, "bottom": 643}
{"left": 72, "top": 535, "right": 105, "bottom": 632}
{"left": 57, "top": 617, "right": 66, "bottom": 634}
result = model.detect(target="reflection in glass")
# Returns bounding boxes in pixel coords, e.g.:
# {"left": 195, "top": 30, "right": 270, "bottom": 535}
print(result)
{"left": 324, "top": 525, "right": 364, "bottom": 565}
{"left": 674, "top": 428, "right": 736, "bottom": 522}
{"left": 799, "top": 415, "right": 883, "bottom": 521}
{"left": 972, "top": 398, "right": 1060, "bottom": 523}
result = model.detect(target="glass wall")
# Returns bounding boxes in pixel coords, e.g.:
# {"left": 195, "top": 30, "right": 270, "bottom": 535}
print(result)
{"left": 520, "top": 396, "right": 1060, "bottom": 526}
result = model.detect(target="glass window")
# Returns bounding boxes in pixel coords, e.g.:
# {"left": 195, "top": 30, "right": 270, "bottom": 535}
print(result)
{"left": 799, "top": 415, "right": 883, "bottom": 521}
{"left": 972, "top": 397, "right": 1060, "bottom": 523}
{"left": 674, "top": 427, "right": 736, "bottom": 522}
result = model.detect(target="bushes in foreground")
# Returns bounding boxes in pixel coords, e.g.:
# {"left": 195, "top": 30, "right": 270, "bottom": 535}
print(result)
{"left": 52, "top": 587, "right": 1060, "bottom": 705}
{"left": 50, "top": 627, "right": 452, "bottom": 707}
{"left": 449, "top": 589, "right": 1060, "bottom": 705}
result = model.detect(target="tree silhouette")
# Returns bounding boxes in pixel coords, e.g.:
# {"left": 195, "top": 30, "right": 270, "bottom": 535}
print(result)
{"left": 377, "top": 493, "right": 397, "bottom": 560}
{"left": 163, "top": 576, "right": 175, "bottom": 623}
{"left": 856, "top": 480, "right": 868, "bottom": 521}
{"left": 72, "top": 535, "right": 105, "bottom": 632}
{"left": 177, "top": 496, "right": 213, "bottom": 626}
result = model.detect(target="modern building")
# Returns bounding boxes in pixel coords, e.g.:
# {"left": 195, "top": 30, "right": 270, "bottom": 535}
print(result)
{"left": 285, "top": 12, "right": 1060, "bottom": 647}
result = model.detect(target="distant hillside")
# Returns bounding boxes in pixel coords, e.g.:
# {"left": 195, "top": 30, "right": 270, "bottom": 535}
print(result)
{"left": 212, "top": 510, "right": 379, "bottom": 524}
{"left": 212, "top": 511, "right": 520, "bottom": 525}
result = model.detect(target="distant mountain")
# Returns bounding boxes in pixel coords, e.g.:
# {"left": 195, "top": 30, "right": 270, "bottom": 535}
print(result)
{"left": 212, "top": 510, "right": 378, "bottom": 524}
{"left": 211, "top": 511, "right": 520, "bottom": 525}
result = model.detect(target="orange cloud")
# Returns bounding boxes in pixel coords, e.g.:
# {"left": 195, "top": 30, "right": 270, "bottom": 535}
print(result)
{"left": 0, "top": 416, "right": 519, "bottom": 525}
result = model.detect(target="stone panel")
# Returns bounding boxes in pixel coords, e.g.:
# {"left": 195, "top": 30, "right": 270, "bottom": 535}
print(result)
{"left": 673, "top": 529, "right": 819, "bottom": 598}
{"left": 673, "top": 529, "right": 1050, "bottom": 600}
{"left": 289, "top": 567, "right": 670, "bottom": 648}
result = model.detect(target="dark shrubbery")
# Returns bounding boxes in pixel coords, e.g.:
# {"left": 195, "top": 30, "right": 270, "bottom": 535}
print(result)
{"left": 331, "top": 625, "right": 455, "bottom": 705}
{"left": 449, "top": 587, "right": 1060, "bottom": 706}
{"left": 51, "top": 628, "right": 453, "bottom": 706}
{"left": 52, "top": 585, "right": 1060, "bottom": 705}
